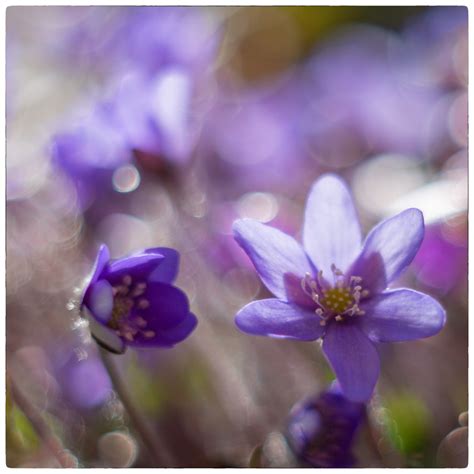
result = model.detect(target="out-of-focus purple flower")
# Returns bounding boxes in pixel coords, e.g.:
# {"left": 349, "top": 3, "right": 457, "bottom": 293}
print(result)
{"left": 115, "top": 7, "right": 220, "bottom": 76}
{"left": 286, "top": 385, "right": 364, "bottom": 467}
{"left": 50, "top": 7, "right": 220, "bottom": 77}
{"left": 233, "top": 174, "right": 446, "bottom": 402}
{"left": 412, "top": 221, "right": 467, "bottom": 294}
{"left": 81, "top": 244, "right": 197, "bottom": 354}
{"left": 51, "top": 103, "right": 132, "bottom": 210}
{"left": 200, "top": 78, "right": 313, "bottom": 198}
{"left": 403, "top": 6, "right": 467, "bottom": 89}
{"left": 56, "top": 348, "right": 112, "bottom": 409}
{"left": 300, "top": 26, "right": 441, "bottom": 160}
{"left": 109, "top": 68, "right": 199, "bottom": 165}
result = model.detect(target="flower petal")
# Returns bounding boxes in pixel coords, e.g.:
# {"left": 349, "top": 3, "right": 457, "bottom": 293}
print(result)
{"left": 104, "top": 252, "right": 164, "bottom": 284}
{"left": 303, "top": 174, "right": 362, "bottom": 279}
{"left": 87, "top": 279, "right": 114, "bottom": 323}
{"left": 90, "top": 244, "right": 110, "bottom": 282}
{"left": 130, "top": 312, "right": 198, "bottom": 348}
{"left": 323, "top": 323, "right": 380, "bottom": 402}
{"left": 146, "top": 247, "right": 180, "bottom": 283}
{"left": 233, "top": 219, "right": 313, "bottom": 300}
{"left": 235, "top": 298, "right": 325, "bottom": 341}
{"left": 360, "top": 289, "right": 446, "bottom": 342}
{"left": 81, "top": 244, "right": 110, "bottom": 306}
{"left": 349, "top": 208, "right": 424, "bottom": 293}
{"left": 137, "top": 282, "right": 190, "bottom": 330}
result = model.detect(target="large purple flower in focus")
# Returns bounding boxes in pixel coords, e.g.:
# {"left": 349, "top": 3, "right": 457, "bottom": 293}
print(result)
{"left": 81, "top": 244, "right": 197, "bottom": 354}
{"left": 233, "top": 174, "right": 446, "bottom": 402}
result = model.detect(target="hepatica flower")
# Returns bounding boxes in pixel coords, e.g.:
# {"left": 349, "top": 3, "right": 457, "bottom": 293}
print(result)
{"left": 286, "top": 385, "right": 364, "bottom": 468}
{"left": 81, "top": 245, "right": 197, "bottom": 354}
{"left": 233, "top": 174, "right": 446, "bottom": 402}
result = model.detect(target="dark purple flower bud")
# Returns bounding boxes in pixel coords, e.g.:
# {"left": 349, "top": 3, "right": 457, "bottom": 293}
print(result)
{"left": 286, "top": 387, "right": 364, "bottom": 468}
{"left": 81, "top": 244, "right": 197, "bottom": 354}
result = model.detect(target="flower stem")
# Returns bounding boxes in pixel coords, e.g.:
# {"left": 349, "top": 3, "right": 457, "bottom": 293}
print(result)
{"left": 98, "top": 347, "right": 173, "bottom": 467}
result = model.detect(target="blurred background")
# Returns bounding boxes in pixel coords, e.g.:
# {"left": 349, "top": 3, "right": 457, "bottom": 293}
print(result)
{"left": 6, "top": 5, "right": 467, "bottom": 468}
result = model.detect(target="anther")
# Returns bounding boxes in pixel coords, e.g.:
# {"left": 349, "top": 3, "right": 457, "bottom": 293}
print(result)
{"left": 122, "top": 275, "right": 132, "bottom": 286}
{"left": 138, "top": 299, "right": 150, "bottom": 309}
{"left": 143, "top": 330, "right": 155, "bottom": 339}
{"left": 335, "top": 315, "right": 343, "bottom": 322}
{"left": 135, "top": 316, "right": 147, "bottom": 328}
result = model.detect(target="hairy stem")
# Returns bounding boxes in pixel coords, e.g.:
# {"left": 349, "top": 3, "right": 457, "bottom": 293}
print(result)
{"left": 98, "top": 347, "right": 173, "bottom": 467}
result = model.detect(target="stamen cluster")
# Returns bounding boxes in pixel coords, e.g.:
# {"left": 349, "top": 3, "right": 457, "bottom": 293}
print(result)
{"left": 109, "top": 275, "right": 156, "bottom": 342}
{"left": 301, "top": 264, "right": 369, "bottom": 326}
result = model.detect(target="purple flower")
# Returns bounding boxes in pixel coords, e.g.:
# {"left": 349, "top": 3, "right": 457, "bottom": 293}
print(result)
{"left": 81, "top": 244, "right": 197, "bottom": 354}
{"left": 233, "top": 174, "right": 446, "bottom": 402}
{"left": 286, "top": 385, "right": 364, "bottom": 467}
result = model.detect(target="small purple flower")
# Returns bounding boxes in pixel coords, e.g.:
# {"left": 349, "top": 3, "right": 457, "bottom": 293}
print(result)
{"left": 233, "top": 174, "right": 446, "bottom": 402}
{"left": 81, "top": 244, "right": 197, "bottom": 354}
{"left": 286, "top": 385, "right": 364, "bottom": 468}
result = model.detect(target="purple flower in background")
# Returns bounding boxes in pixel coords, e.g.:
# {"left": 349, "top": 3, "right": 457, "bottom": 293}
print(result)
{"left": 57, "top": 348, "right": 112, "bottom": 409}
{"left": 81, "top": 244, "right": 197, "bottom": 354}
{"left": 286, "top": 385, "right": 364, "bottom": 467}
{"left": 233, "top": 174, "right": 445, "bottom": 402}
{"left": 51, "top": 102, "right": 132, "bottom": 210}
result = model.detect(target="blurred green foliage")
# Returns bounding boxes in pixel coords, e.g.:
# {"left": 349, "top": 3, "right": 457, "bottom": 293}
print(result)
{"left": 384, "top": 392, "right": 432, "bottom": 462}
{"left": 6, "top": 393, "right": 39, "bottom": 466}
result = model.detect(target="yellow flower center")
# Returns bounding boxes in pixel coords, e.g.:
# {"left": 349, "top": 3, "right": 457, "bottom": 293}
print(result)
{"left": 321, "top": 287, "right": 353, "bottom": 314}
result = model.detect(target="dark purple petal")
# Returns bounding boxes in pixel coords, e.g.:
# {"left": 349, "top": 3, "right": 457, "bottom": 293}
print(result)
{"left": 104, "top": 252, "right": 164, "bottom": 284}
{"left": 130, "top": 312, "right": 198, "bottom": 348}
{"left": 233, "top": 219, "right": 314, "bottom": 300}
{"left": 137, "top": 282, "right": 190, "bottom": 331}
{"left": 322, "top": 323, "right": 380, "bottom": 402}
{"left": 235, "top": 298, "right": 325, "bottom": 341}
{"left": 303, "top": 174, "right": 362, "bottom": 278}
{"left": 349, "top": 208, "right": 424, "bottom": 293}
{"left": 146, "top": 247, "right": 180, "bottom": 283}
{"left": 360, "top": 289, "right": 446, "bottom": 342}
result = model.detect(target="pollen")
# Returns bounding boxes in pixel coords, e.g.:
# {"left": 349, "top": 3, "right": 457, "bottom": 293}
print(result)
{"left": 321, "top": 288, "right": 353, "bottom": 314}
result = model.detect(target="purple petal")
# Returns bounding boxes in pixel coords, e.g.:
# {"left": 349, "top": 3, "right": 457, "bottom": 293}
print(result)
{"left": 146, "top": 247, "right": 180, "bottom": 283}
{"left": 138, "top": 282, "right": 190, "bottom": 331}
{"left": 303, "top": 174, "right": 362, "bottom": 279}
{"left": 323, "top": 323, "right": 380, "bottom": 402}
{"left": 81, "top": 244, "right": 110, "bottom": 308}
{"left": 104, "top": 253, "right": 164, "bottom": 284}
{"left": 349, "top": 208, "right": 424, "bottom": 293}
{"left": 360, "top": 289, "right": 446, "bottom": 342}
{"left": 130, "top": 312, "right": 198, "bottom": 348}
{"left": 233, "top": 219, "right": 313, "bottom": 300}
{"left": 87, "top": 279, "right": 114, "bottom": 323}
{"left": 90, "top": 244, "right": 111, "bottom": 282}
{"left": 235, "top": 298, "right": 325, "bottom": 341}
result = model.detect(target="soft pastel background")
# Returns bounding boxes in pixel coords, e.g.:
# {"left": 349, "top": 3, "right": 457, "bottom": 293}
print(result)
{"left": 6, "top": 6, "right": 467, "bottom": 468}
